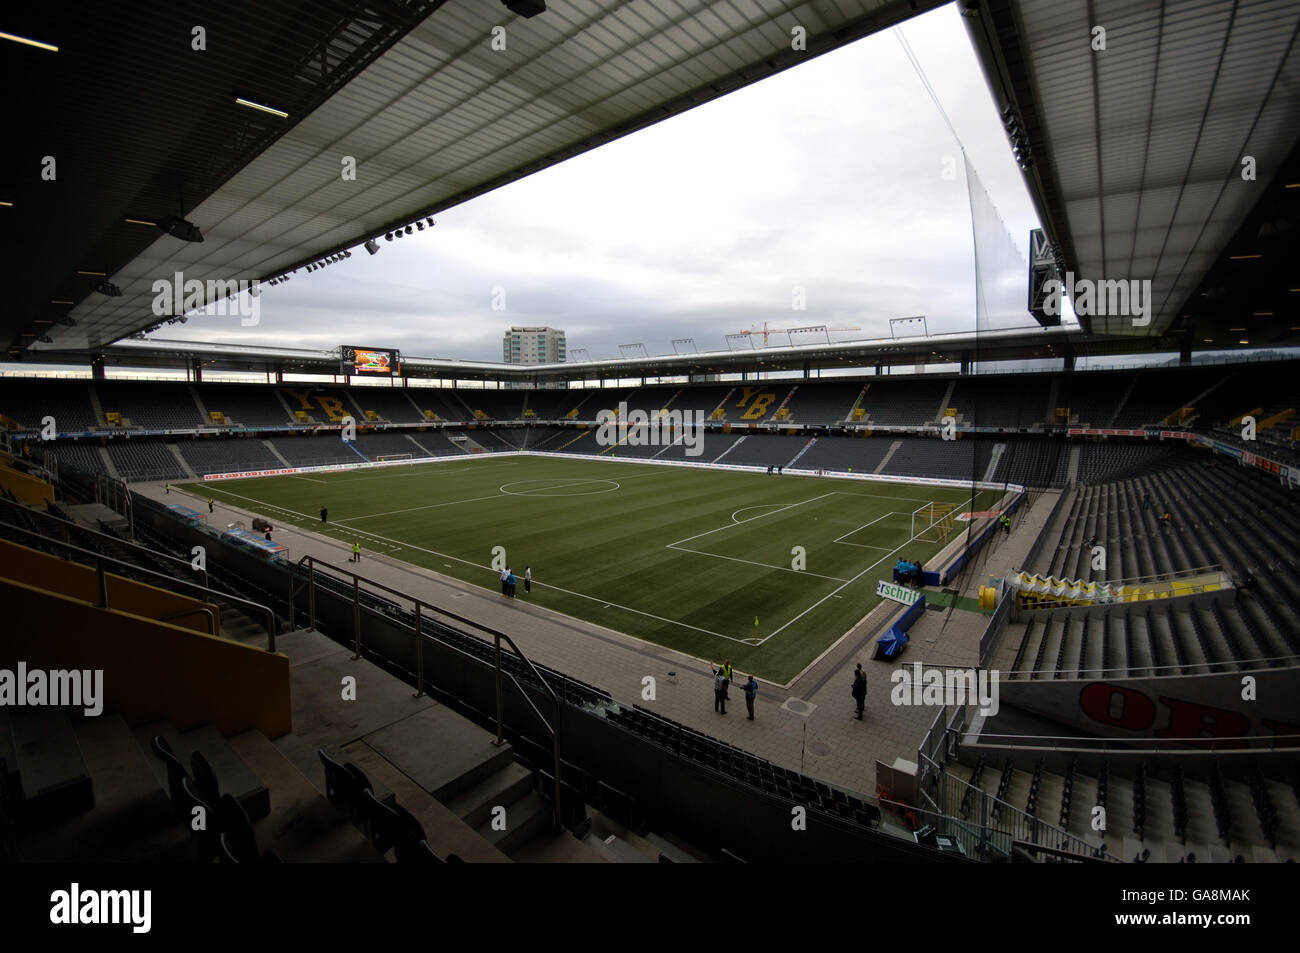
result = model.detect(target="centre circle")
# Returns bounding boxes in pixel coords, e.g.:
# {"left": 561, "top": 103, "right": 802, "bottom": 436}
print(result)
{"left": 499, "top": 479, "right": 620, "bottom": 498}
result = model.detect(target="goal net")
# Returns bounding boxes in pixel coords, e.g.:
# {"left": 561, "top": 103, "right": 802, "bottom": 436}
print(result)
{"left": 375, "top": 453, "right": 413, "bottom": 463}
{"left": 912, "top": 501, "right": 959, "bottom": 542}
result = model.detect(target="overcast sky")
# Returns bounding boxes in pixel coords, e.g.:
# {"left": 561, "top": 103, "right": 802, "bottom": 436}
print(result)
{"left": 162, "top": 2, "right": 1054, "bottom": 364}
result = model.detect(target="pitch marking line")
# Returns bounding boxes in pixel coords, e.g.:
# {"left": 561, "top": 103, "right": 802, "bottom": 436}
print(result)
{"left": 665, "top": 544, "right": 850, "bottom": 582}
{"left": 197, "top": 486, "right": 403, "bottom": 553}
{"left": 756, "top": 495, "right": 979, "bottom": 644}
{"left": 319, "top": 524, "right": 749, "bottom": 645}
{"left": 198, "top": 483, "right": 748, "bottom": 645}
{"left": 332, "top": 468, "right": 666, "bottom": 523}
{"left": 831, "top": 511, "right": 897, "bottom": 547}
{"left": 667, "top": 493, "right": 839, "bottom": 547}
{"left": 730, "top": 503, "right": 788, "bottom": 523}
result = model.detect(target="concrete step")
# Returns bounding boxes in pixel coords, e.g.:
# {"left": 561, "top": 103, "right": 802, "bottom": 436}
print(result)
{"left": 475, "top": 789, "right": 551, "bottom": 855}
{"left": 444, "top": 761, "right": 533, "bottom": 829}
{"left": 7, "top": 707, "right": 94, "bottom": 825}
{"left": 14, "top": 714, "right": 189, "bottom": 862}
{"left": 227, "top": 729, "right": 384, "bottom": 862}
{"left": 339, "top": 739, "right": 509, "bottom": 863}
{"left": 361, "top": 703, "right": 515, "bottom": 803}
{"left": 132, "top": 720, "right": 269, "bottom": 821}
{"left": 510, "top": 828, "right": 609, "bottom": 862}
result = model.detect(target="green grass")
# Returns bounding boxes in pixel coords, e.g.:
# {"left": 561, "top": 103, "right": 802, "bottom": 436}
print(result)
{"left": 182, "top": 456, "right": 1001, "bottom": 683}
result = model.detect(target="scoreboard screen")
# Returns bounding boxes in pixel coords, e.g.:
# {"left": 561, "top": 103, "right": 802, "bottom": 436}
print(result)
{"left": 341, "top": 346, "right": 399, "bottom": 376}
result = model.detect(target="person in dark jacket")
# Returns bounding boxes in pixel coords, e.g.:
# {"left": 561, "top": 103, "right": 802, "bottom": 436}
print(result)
{"left": 320, "top": 506, "right": 328, "bottom": 523}
{"left": 742, "top": 674, "right": 758, "bottom": 720}
{"left": 851, "top": 664, "right": 867, "bottom": 720}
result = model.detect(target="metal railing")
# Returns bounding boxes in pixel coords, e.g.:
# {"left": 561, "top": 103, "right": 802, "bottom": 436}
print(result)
{"left": 0, "top": 519, "right": 278, "bottom": 650}
{"left": 5, "top": 501, "right": 209, "bottom": 590}
{"left": 1000, "top": 651, "right": 1299, "bottom": 680}
{"left": 933, "top": 771, "right": 1122, "bottom": 863}
{"left": 914, "top": 700, "right": 1122, "bottom": 863}
{"left": 289, "top": 554, "right": 563, "bottom": 828}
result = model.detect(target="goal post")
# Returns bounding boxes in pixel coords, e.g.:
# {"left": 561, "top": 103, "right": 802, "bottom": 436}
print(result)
{"left": 912, "top": 501, "right": 959, "bottom": 542}
{"left": 375, "top": 452, "right": 413, "bottom": 463}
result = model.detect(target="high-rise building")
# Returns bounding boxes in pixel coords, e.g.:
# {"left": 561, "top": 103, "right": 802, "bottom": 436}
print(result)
{"left": 502, "top": 326, "right": 566, "bottom": 364}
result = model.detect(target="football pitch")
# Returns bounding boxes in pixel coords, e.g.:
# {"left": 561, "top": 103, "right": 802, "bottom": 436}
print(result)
{"left": 183, "top": 456, "right": 1004, "bottom": 684}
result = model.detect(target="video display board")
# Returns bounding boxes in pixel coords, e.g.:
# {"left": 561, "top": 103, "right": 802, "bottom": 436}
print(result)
{"left": 341, "top": 346, "right": 399, "bottom": 376}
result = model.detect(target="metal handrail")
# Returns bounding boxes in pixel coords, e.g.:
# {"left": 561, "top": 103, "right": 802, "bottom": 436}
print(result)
{"left": 158, "top": 605, "right": 217, "bottom": 636}
{"left": 8, "top": 501, "right": 208, "bottom": 590}
{"left": 0, "top": 519, "right": 277, "bottom": 651}
{"left": 290, "top": 553, "right": 563, "bottom": 828}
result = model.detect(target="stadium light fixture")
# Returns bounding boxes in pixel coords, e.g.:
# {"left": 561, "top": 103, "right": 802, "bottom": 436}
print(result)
{"left": 95, "top": 281, "right": 122, "bottom": 296}
{"left": 124, "top": 217, "right": 156, "bottom": 226}
{"left": 0, "top": 201, "right": 13, "bottom": 207}
{"left": 365, "top": 239, "right": 380, "bottom": 255}
{"left": 0, "top": 31, "right": 58, "bottom": 52}
{"left": 427, "top": 217, "right": 435, "bottom": 227}
{"left": 159, "top": 216, "right": 204, "bottom": 243}
{"left": 235, "top": 97, "right": 288, "bottom": 118}
{"left": 385, "top": 233, "right": 393, "bottom": 241}
{"left": 417, "top": 221, "right": 425, "bottom": 230}
{"left": 405, "top": 225, "right": 413, "bottom": 235}
{"left": 77, "top": 270, "right": 107, "bottom": 276}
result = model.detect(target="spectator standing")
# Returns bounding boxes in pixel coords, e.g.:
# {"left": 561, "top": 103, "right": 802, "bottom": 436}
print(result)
{"left": 500, "top": 566, "right": 510, "bottom": 596}
{"left": 742, "top": 674, "right": 757, "bottom": 720}
{"left": 711, "top": 663, "right": 728, "bottom": 714}
{"left": 507, "top": 571, "right": 517, "bottom": 598}
{"left": 207, "top": 498, "right": 214, "bottom": 514}
{"left": 524, "top": 566, "right": 532, "bottom": 594}
{"left": 851, "top": 664, "right": 867, "bottom": 720}
{"left": 321, "top": 506, "right": 328, "bottom": 523}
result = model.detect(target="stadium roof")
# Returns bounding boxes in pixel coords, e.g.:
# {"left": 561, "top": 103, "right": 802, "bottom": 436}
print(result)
{"left": 964, "top": 0, "right": 1300, "bottom": 348}
{"left": 8, "top": 0, "right": 1295, "bottom": 370}
{"left": 58, "top": 323, "right": 1159, "bottom": 382}
{"left": 4, "top": 0, "right": 946, "bottom": 359}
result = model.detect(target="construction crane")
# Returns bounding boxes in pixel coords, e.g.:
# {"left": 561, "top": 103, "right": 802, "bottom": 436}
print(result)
{"left": 735, "top": 321, "right": 862, "bottom": 347}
